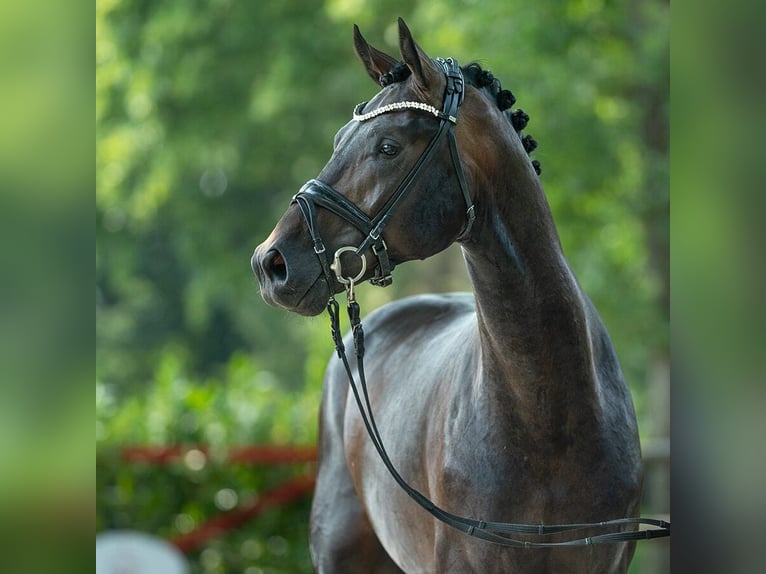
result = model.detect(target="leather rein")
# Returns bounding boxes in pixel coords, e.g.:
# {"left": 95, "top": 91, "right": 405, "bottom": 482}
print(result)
{"left": 293, "top": 58, "right": 670, "bottom": 547}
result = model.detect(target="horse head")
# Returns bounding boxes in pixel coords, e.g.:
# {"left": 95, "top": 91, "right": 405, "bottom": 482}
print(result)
{"left": 252, "top": 18, "right": 539, "bottom": 316}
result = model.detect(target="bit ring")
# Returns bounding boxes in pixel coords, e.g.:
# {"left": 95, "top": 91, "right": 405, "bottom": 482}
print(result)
{"left": 330, "top": 246, "right": 367, "bottom": 285}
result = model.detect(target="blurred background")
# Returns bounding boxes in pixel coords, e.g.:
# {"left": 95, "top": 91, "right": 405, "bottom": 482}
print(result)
{"left": 96, "top": 0, "right": 668, "bottom": 572}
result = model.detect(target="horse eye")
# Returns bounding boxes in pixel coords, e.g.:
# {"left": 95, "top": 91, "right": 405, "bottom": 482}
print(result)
{"left": 379, "top": 143, "right": 399, "bottom": 157}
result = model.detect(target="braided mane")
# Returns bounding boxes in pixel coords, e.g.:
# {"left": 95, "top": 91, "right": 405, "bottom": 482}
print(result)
{"left": 379, "top": 61, "right": 541, "bottom": 175}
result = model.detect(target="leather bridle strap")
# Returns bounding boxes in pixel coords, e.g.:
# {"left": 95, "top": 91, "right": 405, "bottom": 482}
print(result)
{"left": 355, "top": 58, "right": 470, "bottom": 254}
{"left": 292, "top": 191, "right": 336, "bottom": 287}
{"left": 308, "top": 56, "right": 670, "bottom": 548}
{"left": 327, "top": 299, "right": 671, "bottom": 547}
{"left": 291, "top": 57, "right": 474, "bottom": 290}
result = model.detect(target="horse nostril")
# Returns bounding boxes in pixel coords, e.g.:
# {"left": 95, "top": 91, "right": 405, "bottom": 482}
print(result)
{"left": 263, "top": 249, "right": 287, "bottom": 282}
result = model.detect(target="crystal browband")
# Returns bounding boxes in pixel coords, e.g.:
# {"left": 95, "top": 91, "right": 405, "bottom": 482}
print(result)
{"left": 353, "top": 101, "right": 456, "bottom": 124}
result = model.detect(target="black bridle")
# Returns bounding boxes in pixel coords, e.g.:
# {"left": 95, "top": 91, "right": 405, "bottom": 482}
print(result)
{"left": 292, "top": 57, "right": 474, "bottom": 291}
{"left": 294, "top": 57, "right": 670, "bottom": 548}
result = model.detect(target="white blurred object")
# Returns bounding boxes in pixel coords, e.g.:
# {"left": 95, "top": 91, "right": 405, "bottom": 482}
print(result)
{"left": 96, "top": 530, "right": 188, "bottom": 574}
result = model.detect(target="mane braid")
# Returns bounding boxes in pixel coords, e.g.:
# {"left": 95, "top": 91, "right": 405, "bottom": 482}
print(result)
{"left": 462, "top": 62, "right": 541, "bottom": 175}
{"left": 379, "top": 61, "right": 411, "bottom": 87}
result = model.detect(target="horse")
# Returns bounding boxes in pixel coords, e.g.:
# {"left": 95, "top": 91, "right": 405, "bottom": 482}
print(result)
{"left": 252, "top": 18, "right": 643, "bottom": 573}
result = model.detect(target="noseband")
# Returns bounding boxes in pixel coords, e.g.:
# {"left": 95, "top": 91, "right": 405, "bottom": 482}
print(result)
{"left": 292, "top": 57, "right": 474, "bottom": 292}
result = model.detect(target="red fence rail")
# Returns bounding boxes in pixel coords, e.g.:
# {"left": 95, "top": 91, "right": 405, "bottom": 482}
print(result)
{"left": 120, "top": 444, "right": 318, "bottom": 465}
{"left": 170, "top": 473, "right": 316, "bottom": 553}
{"left": 111, "top": 444, "right": 319, "bottom": 554}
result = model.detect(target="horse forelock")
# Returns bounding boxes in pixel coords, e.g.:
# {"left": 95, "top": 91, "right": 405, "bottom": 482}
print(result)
{"left": 378, "top": 60, "right": 542, "bottom": 176}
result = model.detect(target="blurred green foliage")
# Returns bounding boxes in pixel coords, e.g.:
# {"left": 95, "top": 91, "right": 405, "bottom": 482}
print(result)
{"left": 0, "top": 0, "right": 92, "bottom": 571}
{"left": 97, "top": 350, "right": 324, "bottom": 572}
{"left": 97, "top": 0, "right": 667, "bottom": 571}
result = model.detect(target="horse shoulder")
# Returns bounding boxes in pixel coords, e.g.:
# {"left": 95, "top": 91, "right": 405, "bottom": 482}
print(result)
{"left": 360, "top": 292, "right": 476, "bottom": 347}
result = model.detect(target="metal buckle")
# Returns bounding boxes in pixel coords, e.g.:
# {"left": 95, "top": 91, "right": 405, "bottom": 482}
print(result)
{"left": 371, "top": 239, "right": 388, "bottom": 255}
{"left": 369, "top": 274, "right": 393, "bottom": 287}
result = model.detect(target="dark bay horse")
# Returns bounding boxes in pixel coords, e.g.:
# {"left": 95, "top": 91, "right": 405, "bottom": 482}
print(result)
{"left": 252, "top": 19, "right": 643, "bottom": 573}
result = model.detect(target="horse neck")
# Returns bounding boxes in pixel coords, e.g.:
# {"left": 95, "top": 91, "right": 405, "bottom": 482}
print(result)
{"left": 461, "top": 152, "right": 598, "bottom": 430}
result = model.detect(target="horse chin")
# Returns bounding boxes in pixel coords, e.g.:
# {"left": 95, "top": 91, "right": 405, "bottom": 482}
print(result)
{"left": 292, "top": 292, "right": 330, "bottom": 317}
{"left": 261, "top": 276, "right": 329, "bottom": 317}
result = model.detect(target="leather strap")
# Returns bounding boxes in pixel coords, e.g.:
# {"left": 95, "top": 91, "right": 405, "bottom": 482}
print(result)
{"left": 292, "top": 57, "right": 474, "bottom": 290}
{"left": 307, "top": 56, "right": 670, "bottom": 548}
{"left": 293, "top": 193, "right": 335, "bottom": 287}
{"left": 328, "top": 299, "right": 671, "bottom": 548}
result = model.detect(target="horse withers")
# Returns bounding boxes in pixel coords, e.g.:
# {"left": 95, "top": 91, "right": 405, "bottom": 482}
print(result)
{"left": 252, "top": 18, "right": 643, "bottom": 573}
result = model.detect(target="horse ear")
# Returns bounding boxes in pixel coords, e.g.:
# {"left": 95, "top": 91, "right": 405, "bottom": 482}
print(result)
{"left": 354, "top": 24, "right": 398, "bottom": 85}
{"left": 398, "top": 17, "right": 439, "bottom": 92}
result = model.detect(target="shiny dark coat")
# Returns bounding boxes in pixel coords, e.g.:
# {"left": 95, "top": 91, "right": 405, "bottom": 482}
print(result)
{"left": 252, "top": 19, "right": 642, "bottom": 573}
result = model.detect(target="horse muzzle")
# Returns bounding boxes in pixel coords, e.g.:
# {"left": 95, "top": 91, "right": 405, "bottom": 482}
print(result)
{"left": 251, "top": 242, "right": 329, "bottom": 316}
